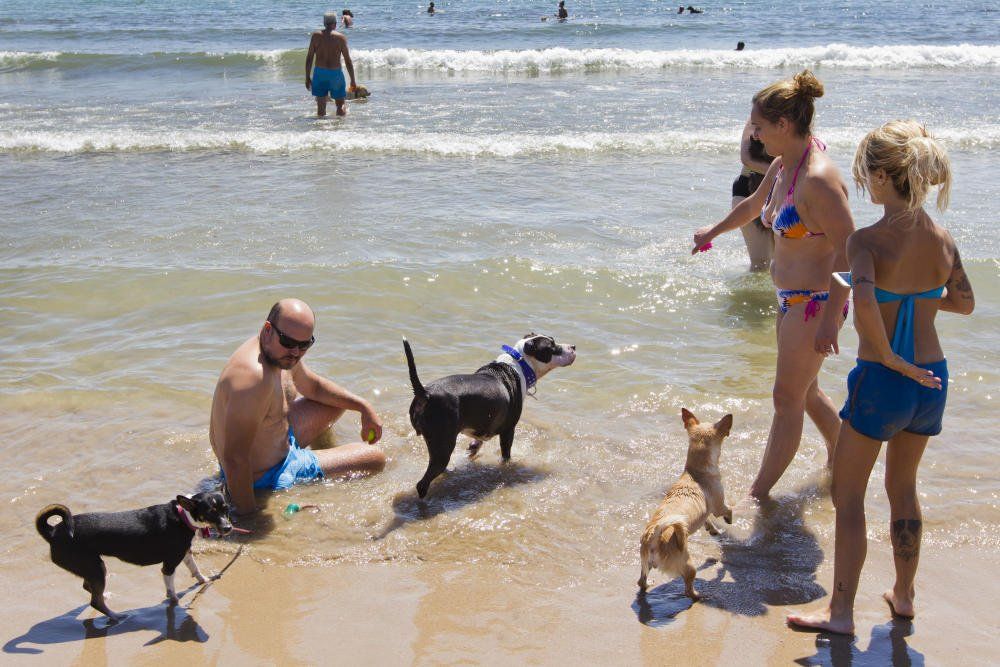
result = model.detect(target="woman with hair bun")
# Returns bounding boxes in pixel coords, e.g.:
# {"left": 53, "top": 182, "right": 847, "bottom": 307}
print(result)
{"left": 788, "top": 120, "right": 974, "bottom": 635}
{"left": 693, "top": 70, "right": 855, "bottom": 499}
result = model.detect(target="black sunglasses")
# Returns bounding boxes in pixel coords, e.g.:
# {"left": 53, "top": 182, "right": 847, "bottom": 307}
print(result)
{"left": 267, "top": 320, "right": 314, "bottom": 351}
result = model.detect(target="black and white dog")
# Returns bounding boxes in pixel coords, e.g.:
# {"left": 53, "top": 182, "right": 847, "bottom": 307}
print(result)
{"left": 35, "top": 491, "right": 232, "bottom": 620}
{"left": 403, "top": 333, "right": 576, "bottom": 498}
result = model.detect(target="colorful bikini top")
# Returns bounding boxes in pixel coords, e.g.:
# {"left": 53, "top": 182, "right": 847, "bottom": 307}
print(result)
{"left": 874, "top": 285, "right": 946, "bottom": 363}
{"left": 761, "top": 137, "right": 826, "bottom": 239}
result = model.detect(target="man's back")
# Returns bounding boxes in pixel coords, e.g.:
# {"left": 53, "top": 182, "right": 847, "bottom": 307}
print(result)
{"left": 310, "top": 29, "right": 347, "bottom": 70}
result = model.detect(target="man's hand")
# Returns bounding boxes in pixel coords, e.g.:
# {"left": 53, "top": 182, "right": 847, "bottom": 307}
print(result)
{"left": 360, "top": 403, "right": 383, "bottom": 444}
{"left": 305, "top": 77, "right": 312, "bottom": 91}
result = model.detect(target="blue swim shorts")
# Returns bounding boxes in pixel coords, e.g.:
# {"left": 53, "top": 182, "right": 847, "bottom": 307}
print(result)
{"left": 311, "top": 66, "right": 347, "bottom": 99}
{"left": 839, "top": 358, "right": 948, "bottom": 442}
{"left": 220, "top": 428, "right": 323, "bottom": 491}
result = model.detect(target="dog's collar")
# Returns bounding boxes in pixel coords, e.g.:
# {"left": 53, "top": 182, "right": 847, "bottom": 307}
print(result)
{"left": 176, "top": 503, "right": 212, "bottom": 538}
{"left": 498, "top": 345, "right": 536, "bottom": 394}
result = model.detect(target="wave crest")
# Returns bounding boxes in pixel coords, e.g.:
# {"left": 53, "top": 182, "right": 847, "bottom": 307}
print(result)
{"left": 2, "top": 127, "right": 997, "bottom": 156}
{"left": 3, "top": 44, "right": 999, "bottom": 73}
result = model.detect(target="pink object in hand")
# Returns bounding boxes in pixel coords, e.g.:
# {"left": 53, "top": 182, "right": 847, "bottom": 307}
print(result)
{"left": 698, "top": 242, "right": 713, "bottom": 252}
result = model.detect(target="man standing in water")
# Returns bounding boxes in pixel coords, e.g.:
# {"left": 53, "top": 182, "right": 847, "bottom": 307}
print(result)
{"left": 211, "top": 299, "right": 385, "bottom": 516}
{"left": 305, "top": 12, "right": 357, "bottom": 117}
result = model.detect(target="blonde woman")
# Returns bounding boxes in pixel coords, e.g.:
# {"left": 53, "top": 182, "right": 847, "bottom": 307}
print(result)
{"left": 788, "top": 121, "right": 974, "bottom": 635}
{"left": 693, "top": 70, "right": 854, "bottom": 499}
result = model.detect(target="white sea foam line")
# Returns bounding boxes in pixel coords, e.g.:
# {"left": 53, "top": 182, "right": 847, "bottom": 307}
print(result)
{"left": 350, "top": 44, "right": 1000, "bottom": 71}
{"left": 3, "top": 44, "right": 1000, "bottom": 70}
{"left": 1, "top": 126, "right": 997, "bottom": 155}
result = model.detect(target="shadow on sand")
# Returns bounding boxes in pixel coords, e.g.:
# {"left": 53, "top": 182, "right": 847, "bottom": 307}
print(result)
{"left": 374, "top": 460, "right": 549, "bottom": 540}
{"left": 4, "top": 544, "right": 244, "bottom": 654}
{"left": 3, "top": 596, "right": 208, "bottom": 655}
{"left": 632, "top": 483, "right": 826, "bottom": 626}
{"left": 792, "top": 618, "right": 924, "bottom": 667}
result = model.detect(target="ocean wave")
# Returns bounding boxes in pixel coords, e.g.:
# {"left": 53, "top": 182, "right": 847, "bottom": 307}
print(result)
{"left": 3, "top": 44, "right": 1000, "bottom": 73}
{"left": 2, "top": 126, "right": 997, "bottom": 156}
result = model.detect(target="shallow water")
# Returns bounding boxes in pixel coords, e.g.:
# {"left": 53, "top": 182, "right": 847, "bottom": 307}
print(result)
{"left": 1, "top": 0, "right": 998, "bottom": 649}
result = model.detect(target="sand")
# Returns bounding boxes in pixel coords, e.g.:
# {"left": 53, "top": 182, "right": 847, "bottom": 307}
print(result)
{"left": 5, "top": 534, "right": 996, "bottom": 665}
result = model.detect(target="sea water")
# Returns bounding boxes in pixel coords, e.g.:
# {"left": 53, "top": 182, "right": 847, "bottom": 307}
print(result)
{"left": 1, "top": 0, "right": 997, "bottom": 573}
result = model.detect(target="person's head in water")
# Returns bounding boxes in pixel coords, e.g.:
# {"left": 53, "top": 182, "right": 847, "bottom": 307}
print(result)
{"left": 428, "top": 2, "right": 435, "bottom": 12}
{"left": 736, "top": 41, "right": 745, "bottom": 51}
{"left": 259, "top": 299, "right": 316, "bottom": 370}
{"left": 323, "top": 11, "right": 337, "bottom": 28}
{"left": 853, "top": 120, "right": 952, "bottom": 213}
{"left": 342, "top": 9, "right": 353, "bottom": 18}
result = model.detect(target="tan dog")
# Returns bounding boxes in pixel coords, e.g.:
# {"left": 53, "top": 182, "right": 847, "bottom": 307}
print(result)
{"left": 347, "top": 84, "right": 370, "bottom": 100}
{"left": 637, "top": 408, "right": 733, "bottom": 599}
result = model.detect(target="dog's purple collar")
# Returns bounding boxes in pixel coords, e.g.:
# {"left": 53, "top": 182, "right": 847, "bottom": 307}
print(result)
{"left": 501, "top": 345, "right": 536, "bottom": 390}
{"left": 176, "top": 503, "right": 212, "bottom": 538}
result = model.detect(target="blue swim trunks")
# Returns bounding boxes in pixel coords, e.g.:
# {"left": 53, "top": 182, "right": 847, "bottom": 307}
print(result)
{"left": 220, "top": 428, "right": 323, "bottom": 491}
{"left": 311, "top": 66, "right": 347, "bottom": 99}
{"left": 839, "top": 358, "right": 948, "bottom": 442}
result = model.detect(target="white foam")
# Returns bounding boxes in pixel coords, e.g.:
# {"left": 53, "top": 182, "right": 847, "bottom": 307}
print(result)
{"left": 1, "top": 126, "right": 996, "bottom": 156}
{"left": 2, "top": 44, "right": 999, "bottom": 71}
{"left": 350, "top": 43, "right": 1000, "bottom": 72}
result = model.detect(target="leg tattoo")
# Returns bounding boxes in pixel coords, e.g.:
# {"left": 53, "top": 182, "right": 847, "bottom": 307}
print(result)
{"left": 891, "top": 519, "right": 921, "bottom": 562}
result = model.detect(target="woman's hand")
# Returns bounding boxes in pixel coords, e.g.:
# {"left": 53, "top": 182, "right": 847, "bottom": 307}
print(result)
{"left": 692, "top": 226, "right": 715, "bottom": 255}
{"left": 886, "top": 355, "right": 943, "bottom": 390}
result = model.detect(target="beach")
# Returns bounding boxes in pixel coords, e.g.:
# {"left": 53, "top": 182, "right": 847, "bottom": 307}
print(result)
{"left": 1, "top": 0, "right": 998, "bottom": 664}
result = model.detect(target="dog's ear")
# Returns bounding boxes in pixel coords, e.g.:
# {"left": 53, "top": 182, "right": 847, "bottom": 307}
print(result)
{"left": 524, "top": 336, "right": 553, "bottom": 363}
{"left": 681, "top": 408, "right": 699, "bottom": 430}
{"left": 713, "top": 414, "right": 733, "bottom": 438}
{"left": 522, "top": 332, "right": 536, "bottom": 341}
{"left": 176, "top": 495, "right": 195, "bottom": 511}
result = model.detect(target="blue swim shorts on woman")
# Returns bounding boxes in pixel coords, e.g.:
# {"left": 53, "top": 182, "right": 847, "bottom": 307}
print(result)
{"left": 311, "top": 66, "right": 347, "bottom": 99}
{"left": 839, "top": 358, "right": 948, "bottom": 442}
{"left": 220, "top": 428, "right": 323, "bottom": 491}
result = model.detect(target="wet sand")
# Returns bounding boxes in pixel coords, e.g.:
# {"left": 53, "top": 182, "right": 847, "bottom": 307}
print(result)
{"left": 5, "top": 518, "right": 996, "bottom": 665}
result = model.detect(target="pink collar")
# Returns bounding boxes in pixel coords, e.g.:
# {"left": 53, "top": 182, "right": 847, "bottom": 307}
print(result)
{"left": 176, "top": 503, "right": 212, "bottom": 538}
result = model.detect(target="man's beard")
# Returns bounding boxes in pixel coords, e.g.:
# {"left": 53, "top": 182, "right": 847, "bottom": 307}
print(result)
{"left": 260, "top": 342, "right": 299, "bottom": 370}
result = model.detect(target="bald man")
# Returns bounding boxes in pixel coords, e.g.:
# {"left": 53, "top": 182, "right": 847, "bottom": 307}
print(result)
{"left": 210, "top": 299, "right": 385, "bottom": 515}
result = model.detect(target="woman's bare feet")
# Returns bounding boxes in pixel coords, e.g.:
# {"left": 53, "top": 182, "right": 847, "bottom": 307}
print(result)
{"left": 883, "top": 589, "right": 915, "bottom": 619}
{"left": 786, "top": 607, "right": 855, "bottom": 635}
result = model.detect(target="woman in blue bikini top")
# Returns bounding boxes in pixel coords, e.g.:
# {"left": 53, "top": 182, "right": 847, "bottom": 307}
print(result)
{"left": 787, "top": 120, "right": 975, "bottom": 636}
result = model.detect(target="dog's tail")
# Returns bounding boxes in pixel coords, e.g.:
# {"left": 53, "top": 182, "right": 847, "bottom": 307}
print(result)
{"left": 659, "top": 521, "right": 687, "bottom": 552}
{"left": 403, "top": 337, "right": 427, "bottom": 398}
{"left": 36, "top": 504, "right": 73, "bottom": 542}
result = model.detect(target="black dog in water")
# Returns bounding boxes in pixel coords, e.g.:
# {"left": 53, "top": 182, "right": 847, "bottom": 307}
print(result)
{"left": 35, "top": 491, "right": 232, "bottom": 620}
{"left": 404, "top": 333, "right": 576, "bottom": 498}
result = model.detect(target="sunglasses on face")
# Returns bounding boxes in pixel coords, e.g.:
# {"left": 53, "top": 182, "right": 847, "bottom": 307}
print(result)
{"left": 267, "top": 320, "right": 314, "bottom": 351}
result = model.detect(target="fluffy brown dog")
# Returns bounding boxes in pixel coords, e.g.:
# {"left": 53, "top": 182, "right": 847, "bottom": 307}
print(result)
{"left": 347, "top": 84, "right": 371, "bottom": 100}
{"left": 638, "top": 408, "right": 733, "bottom": 599}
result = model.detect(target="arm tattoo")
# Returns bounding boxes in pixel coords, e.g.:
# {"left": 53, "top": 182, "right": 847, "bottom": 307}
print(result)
{"left": 854, "top": 275, "right": 875, "bottom": 286}
{"left": 891, "top": 519, "right": 921, "bottom": 562}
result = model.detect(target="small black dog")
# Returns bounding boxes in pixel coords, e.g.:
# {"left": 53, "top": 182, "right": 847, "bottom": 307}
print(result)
{"left": 36, "top": 491, "right": 232, "bottom": 620}
{"left": 404, "top": 333, "right": 576, "bottom": 498}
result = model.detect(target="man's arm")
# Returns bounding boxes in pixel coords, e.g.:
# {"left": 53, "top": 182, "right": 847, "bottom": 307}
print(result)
{"left": 803, "top": 173, "right": 855, "bottom": 354}
{"left": 291, "top": 361, "right": 382, "bottom": 442}
{"left": 305, "top": 33, "right": 317, "bottom": 90}
{"left": 220, "top": 379, "right": 270, "bottom": 515}
{"left": 341, "top": 35, "right": 357, "bottom": 89}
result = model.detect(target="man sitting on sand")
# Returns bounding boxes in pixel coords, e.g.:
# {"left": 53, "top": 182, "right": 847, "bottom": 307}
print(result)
{"left": 211, "top": 299, "right": 385, "bottom": 516}
{"left": 305, "top": 12, "right": 357, "bottom": 117}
